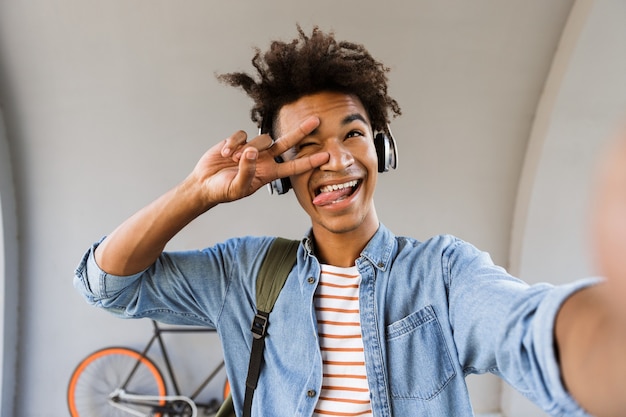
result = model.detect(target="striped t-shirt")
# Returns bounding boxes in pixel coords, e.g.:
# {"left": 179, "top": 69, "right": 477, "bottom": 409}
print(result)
{"left": 313, "top": 264, "right": 372, "bottom": 417}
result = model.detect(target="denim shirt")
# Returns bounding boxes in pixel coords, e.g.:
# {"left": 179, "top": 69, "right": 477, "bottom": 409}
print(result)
{"left": 74, "top": 224, "right": 594, "bottom": 417}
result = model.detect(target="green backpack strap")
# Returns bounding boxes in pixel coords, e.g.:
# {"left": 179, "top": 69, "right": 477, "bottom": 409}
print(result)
{"left": 216, "top": 237, "right": 299, "bottom": 417}
{"left": 215, "top": 394, "right": 234, "bottom": 417}
{"left": 255, "top": 238, "right": 300, "bottom": 313}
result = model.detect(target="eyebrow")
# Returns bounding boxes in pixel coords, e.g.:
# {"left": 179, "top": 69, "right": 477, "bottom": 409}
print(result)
{"left": 341, "top": 113, "right": 369, "bottom": 126}
{"left": 308, "top": 113, "right": 369, "bottom": 136}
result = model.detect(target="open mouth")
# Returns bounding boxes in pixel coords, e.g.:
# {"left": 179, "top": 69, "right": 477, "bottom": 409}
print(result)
{"left": 313, "top": 180, "right": 360, "bottom": 206}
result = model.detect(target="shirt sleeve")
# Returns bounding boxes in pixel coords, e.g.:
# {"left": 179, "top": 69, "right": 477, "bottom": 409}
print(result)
{"left": 73, "top": 236, "right": 269, "bottom": 327}
{"left": 73, "top": 238, "right": 145, "bottom": 304}
{"left": 444, "top": 237, "right": 599, "bottom": 416}
{"left": 498, "top": 278, "right": 598, "bottom": 416}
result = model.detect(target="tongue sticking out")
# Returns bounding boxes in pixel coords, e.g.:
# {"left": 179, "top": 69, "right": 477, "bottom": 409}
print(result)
{"left": 313, "top": 187, "right": 354, "bottom": 206}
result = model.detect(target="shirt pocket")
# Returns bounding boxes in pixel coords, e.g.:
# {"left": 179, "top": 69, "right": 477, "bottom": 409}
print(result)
{"left": 385, "top": 305, "right": 456, "bottom": 400}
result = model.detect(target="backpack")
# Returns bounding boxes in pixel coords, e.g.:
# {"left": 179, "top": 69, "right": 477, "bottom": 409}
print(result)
{"left": 215, "top": 237, "right": 299, "bottom": 417}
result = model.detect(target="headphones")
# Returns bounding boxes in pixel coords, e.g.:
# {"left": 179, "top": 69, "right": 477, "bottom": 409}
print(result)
{"left": 264, "top": 121, "right": 399, "bottom": 195}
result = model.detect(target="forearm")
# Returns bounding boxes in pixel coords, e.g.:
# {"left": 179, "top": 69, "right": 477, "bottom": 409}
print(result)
{"left": 555, "top": 283, "right": 626, "bottom": 417}
{"left": 94, "top": 120, "right": 327, "bottom": 276}
{"left": 95, "top": 177, "right": 214, "bottom": 276}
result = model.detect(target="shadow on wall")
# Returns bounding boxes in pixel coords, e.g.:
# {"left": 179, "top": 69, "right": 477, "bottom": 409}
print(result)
{"left": 0, "top": 107, "right": 19, "bottom": 417}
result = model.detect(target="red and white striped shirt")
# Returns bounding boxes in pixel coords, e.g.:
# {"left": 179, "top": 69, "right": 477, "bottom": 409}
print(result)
{"left": 313, "top": 264, "right": 372, "bottom": 417}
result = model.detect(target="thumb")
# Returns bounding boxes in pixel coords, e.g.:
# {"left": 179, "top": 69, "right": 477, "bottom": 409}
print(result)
{"left": 230, "top": 147, "right": 258, "bottom": 197}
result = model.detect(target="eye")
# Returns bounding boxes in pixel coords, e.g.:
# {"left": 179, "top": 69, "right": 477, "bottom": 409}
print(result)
{"left": 299, "top": 141, "right": 315, "bottom": 148}
{"left": 294, "top": 140, "right": 318, "bottom": 155}
{"left": 346, "top": 130, "right": 365, "bottom": 139}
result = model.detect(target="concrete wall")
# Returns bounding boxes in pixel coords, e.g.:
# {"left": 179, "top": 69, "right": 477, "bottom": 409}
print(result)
{"left": 504, "top": 0, "right": 626, "bottom": 415}
{"left": 0, "top": 109, "right": 19, "bottom": 417}
{"left": 0, "top": 1, "right": 623, "bottom": 416}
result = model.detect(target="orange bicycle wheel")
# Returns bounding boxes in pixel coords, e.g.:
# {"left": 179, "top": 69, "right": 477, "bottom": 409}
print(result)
{"left": 67, "top": 347, "right": 167, "bottom": 417}
{"left": 223, "top": 379, "right": 230, "bottom": 399}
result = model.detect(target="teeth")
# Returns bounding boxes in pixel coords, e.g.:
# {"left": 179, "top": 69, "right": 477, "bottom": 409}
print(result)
{"left": 319, "top": 180, "right": 358, "bottom": 193}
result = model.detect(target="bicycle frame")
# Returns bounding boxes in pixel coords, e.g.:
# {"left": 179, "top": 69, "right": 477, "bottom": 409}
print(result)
{"left": 114, "top": 320, "right": 225, "bottom": 416}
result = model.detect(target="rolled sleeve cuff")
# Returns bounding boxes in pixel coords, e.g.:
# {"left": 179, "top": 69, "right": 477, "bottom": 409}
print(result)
{"left": 534, "top": 277, "right": 602, "bottom": 416}
{"left": 73, "top": 238, "right": 145, "bottom": 303}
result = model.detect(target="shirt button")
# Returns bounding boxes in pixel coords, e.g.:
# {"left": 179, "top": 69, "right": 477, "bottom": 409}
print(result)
{"left": 307, "top": 277, "right": 315, "bottom": 284}
{"left": 307, "top": 389, "right": 316, "bottom": 398}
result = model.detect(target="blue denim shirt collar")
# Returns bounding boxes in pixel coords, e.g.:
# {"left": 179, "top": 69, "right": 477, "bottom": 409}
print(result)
{"left": 301, "top": 223, "right": 395, "bottom": 272}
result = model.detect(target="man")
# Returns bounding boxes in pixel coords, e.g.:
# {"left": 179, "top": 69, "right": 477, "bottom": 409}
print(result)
{"left": 74, "top": 26, "right": 626, "bottom": 416}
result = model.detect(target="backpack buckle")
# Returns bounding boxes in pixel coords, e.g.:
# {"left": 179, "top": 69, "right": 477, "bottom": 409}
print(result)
{"left": 251, "top": 313, "right": 269, "bottom": 339}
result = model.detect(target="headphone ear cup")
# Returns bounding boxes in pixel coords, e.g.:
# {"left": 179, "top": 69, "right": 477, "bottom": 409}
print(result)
{"left": 268, "top": 177, "right": 292, "bottom": 195}
{"left": 374, "top": 132, "right": 398, "bottom": 173}
{"left": 260, "top": 118, "right": 292, "bottom": 196}
{"left": 375, "top": 133, "right": 387, "bottom": 173}
{"left": 267, "top": 156, "right": 292, "bottom": 195}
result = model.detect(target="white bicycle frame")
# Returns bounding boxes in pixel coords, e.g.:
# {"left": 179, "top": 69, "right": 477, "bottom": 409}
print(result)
{"left": 108, "top": 388, "right": 198, "bottom": 417}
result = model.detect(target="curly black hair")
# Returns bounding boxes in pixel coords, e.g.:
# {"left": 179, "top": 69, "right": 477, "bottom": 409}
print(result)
{"left": 217, "top": 25, "right": 401, "bottom": 136}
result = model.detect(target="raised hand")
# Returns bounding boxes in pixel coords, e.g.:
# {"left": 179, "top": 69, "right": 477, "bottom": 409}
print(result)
{"left": 591, "top": 129, "right": 626, "bottom": 318}
{"left": 188, "top": 116, "right": 329, "bottom": 208}
{"left": 94, "top": 116, "right": 329, "bottom": 276}
{"left": 556, "top": 127, "right": 626, "bottom": 417}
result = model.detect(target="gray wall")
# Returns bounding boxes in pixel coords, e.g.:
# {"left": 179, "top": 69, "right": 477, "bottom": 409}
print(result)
{"left": 0, "top": 1, "right": 624, "bottom": 416}
{"left": 504, "top": 0, "right": 626, "bottom": 415}
{"left": 0, "top": 108, "right": 19, "bottom": 416}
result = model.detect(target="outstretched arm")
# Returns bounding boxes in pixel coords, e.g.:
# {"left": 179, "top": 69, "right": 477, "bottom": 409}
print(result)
{"left": 95, "top": 116, "right": 329, "bottom": 276}
{"left": 555, "top": 130, "right": 626, "bottom": 417}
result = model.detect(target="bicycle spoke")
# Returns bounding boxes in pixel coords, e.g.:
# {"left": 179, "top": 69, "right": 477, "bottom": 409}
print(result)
{"left": 68, "top": 322, "right": 226, "bottom": 417}
{"left": 68, "top": 347, "right": 167, "bottom": 417}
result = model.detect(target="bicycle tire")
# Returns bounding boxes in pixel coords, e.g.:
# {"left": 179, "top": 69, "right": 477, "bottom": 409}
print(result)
{"left": 67, "top": 346, "right": 167, "bottom": 417}
{"left": 223, "top": 379, "right": 230, "bottom": 400}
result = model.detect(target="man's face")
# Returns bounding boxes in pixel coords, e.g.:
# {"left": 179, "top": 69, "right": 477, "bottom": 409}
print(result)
{"left": 276, "top": 91, "right": 380, "bottom": 239}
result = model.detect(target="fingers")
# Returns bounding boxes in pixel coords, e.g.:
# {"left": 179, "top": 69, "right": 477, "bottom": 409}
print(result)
{"left": 247, "top": 133, "right": 274, "bottom": 150}
{"left": 268, "top": 116, "right": 320, "bottom": 157}
{"left": 214, "top": 118, "right": 326, "bottom": 196}
{"left": 591, "top": 129, "right": 626, "bottom": 318}
{"left": 221, "top": 116, "right": 318, "bottom": 162}
{"left": 222, "top": 131, "right": 274, "bottom": 162}
{"left": 221, "top": 130, "right": 248, "bottom": 158}
{"left": 228, "top": 147, "right": 259, "bottom": 197}
{"left": 593, "top": 133, "right": 626, "bottom": 279}
{"left": 236, "top": 134, "right": 274, "bottom": 160}
{"left": 275, "top": 151, "right": 329, "bottom": 178}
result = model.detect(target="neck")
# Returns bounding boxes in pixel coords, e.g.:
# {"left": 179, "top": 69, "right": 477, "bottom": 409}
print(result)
{"left": 311, "top": 220, "right": 379, "bottom": 267}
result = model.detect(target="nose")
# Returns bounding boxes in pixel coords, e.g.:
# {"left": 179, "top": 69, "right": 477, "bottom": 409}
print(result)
{"left": 320, "top": 139, "right": 354, "bottom": 171}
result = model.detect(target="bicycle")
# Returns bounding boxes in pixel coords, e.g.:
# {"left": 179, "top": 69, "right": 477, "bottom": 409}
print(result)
{"left": 67, "top": 319, "right": 229, "bottom": 417}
